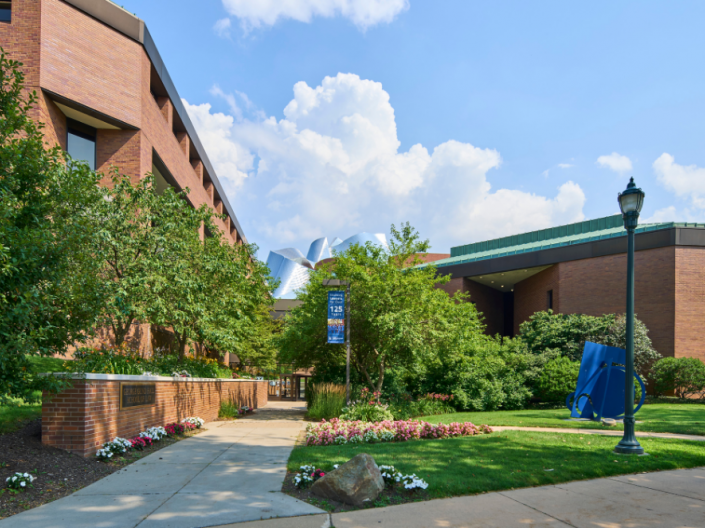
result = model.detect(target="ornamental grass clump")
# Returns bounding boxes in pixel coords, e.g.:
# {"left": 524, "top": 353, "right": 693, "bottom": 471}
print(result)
{"left": 304, "top": 418, "right": 492, "bottom": 446}
{"left": 5, "top": 473, "right": 35, "bottom": 491}
{"left": 306, "top": 382, "right": 346, "bottom": 421}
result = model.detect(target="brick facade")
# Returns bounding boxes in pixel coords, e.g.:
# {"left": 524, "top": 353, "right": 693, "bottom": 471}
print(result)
{"left": 2, "top": 0, "right": 240, "bottom": 243}
{"left": 42, "top": 376, "right": 268, "bottom": 457}
{"left": 440, "top": 246, "right": 700, "bottom": 361}
{"left": 675, "top": 247, "right": 705, "bottom": 362}
{"left": 513, "top": 265, "right": 560, "bottom": 335}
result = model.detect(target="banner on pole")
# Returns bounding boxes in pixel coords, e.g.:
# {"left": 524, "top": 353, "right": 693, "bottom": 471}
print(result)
{"left": 327, "top": 290, "right": 345, "bottom": 344}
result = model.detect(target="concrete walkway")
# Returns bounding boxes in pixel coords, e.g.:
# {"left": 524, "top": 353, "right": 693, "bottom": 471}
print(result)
{"left": 0, "top": 402, "right": 324, "bottom": 528}
{"left": 211, "top": 466, "right": 705, "bottom": 528}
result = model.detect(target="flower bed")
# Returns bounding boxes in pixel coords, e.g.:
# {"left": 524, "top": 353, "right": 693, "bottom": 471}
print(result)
{"left": 304, "top": 418, "right": 492, "bottom": 446}
{"left": 96, "top": 418, "right": 203, "bottom": 461}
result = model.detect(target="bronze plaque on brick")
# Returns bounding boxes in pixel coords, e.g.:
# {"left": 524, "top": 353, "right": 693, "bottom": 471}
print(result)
{"left": 120, "top": 383, "right": 156, "bottom": 409}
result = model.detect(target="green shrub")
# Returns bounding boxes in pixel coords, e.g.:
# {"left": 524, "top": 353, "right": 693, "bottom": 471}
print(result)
{"left": 519, "top": 311, "right": 661, "bottom": 377}
{"left": 651, "top": 357, "right": 705, "bottom": 399}
{"left": 71, "top": 346, "right": 232, "bottom": 378}
{"left": 340, "top": 388, "right": 394, "bottom": 422}
{"left": 306, "top": 382, "right": 346, "bottom": 421}
{"left": 536, "top": 357, "right": 581, "bottom": 402}
{"left": 218, "top": 399, "right": 239, "bottom": 419}
{"left": 423, "top": 336, "right": 555, "bottom": 412}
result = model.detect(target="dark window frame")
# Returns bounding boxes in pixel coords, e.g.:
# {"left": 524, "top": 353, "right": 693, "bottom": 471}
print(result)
{"left": 66, "top": 118, "right": 97, "bottom": 170}
{"left": 547, "top": 289, "right": 553, "bottom": 311}
{"left": 0, "top": 1, "right": 11, "bottom": 23}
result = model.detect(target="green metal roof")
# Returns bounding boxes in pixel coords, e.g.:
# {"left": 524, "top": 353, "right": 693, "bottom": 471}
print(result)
{"left": 428, "top": 216, "right": 705, "bottom": 269}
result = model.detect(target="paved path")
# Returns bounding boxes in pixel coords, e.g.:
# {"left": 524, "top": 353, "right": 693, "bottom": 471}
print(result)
{"left": 491, "top": 425, "right": 705, "bottom": 442}
{"left": 0, "top": 402, "right": 324, "bottom": 528}
{"left": 211, "top": 466, "right": 705, "bottom": 528}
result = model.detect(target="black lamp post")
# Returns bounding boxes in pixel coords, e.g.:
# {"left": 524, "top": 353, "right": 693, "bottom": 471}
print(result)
{"left": 614, "top": 177, "right": 645, "bottom": 455}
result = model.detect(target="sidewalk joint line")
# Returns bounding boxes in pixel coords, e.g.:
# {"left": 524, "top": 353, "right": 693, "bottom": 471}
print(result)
{"left": 607, "top": 476, "right": 705, "bottom": 503}
{"left": 498, "top": 491, "right": 578, "bottom": 528}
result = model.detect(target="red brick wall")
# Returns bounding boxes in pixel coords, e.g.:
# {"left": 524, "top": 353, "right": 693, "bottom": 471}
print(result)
{"left": 557, "top": 247, "right": 676, "bottom": 359}
{"left": 40, "top": 0, "right": 142, "bottom": 127}
{"left": 513, "top": 265, "right": 559, "bottom": 335}
{"left": 42, "top": 378, "right": 268, "bottom": 457}
{"left": 675, "top": 247, "right": 705, "bottom": 362}
{"left": 436, "top": 277, "right": 506, "bottom": 336}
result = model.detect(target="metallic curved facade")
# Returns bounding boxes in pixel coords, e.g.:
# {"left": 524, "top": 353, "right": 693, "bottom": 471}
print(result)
{"left": 267, "top": 233, "right": 388, "bottom": 299}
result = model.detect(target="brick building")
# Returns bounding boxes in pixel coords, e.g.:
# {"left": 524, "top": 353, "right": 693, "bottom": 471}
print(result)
{"left": 0, "top": 0, "right": 243, "bottom": 243}
{"left": 434, "top": 215, "right": 705, "bottom": 362}
{"left": 0, "top": 0, "right": 246, "bottom": 354}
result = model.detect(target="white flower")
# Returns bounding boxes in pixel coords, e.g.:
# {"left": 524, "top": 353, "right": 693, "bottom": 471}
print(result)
{"left": 20, "top": 482, "right": 25, "bottom": 487}
{"left": 12, "top": 476, "right": 17, "bottom": 481}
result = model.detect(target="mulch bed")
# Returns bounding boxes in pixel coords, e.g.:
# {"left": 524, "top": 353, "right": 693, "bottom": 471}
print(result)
{"left": 281, "top": 472, "right": 430, "bottom": 512}
{"left": 0, "top": 419, "right": 201, "bottom": 520}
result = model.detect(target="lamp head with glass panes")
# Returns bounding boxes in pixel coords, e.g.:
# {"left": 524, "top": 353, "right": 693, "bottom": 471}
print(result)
{"left": 618, "top": 177, "right": 645, "bottom": 230}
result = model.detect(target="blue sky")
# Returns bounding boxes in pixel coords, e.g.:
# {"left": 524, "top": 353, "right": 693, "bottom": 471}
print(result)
{"left": 121, "top": 0, "right": 705, "bottom": 258}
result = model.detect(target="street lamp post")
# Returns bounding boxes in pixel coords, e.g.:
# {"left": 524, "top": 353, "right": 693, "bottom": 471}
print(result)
{"left": 322, "top": 279, "right": 351, "bottom": 405}
{"left": 614, "top": 177, "right": 645, "bottom": 456}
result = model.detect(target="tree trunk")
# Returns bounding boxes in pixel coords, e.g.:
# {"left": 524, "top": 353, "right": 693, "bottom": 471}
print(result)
{"left": 177, "top": 333, "right": 188, "bottom": 361}
{"left": 113, "top": 320, "right": 131, "bottom": 347}
{"left": 375, "top": 361, "right": 385, "bottom": 393}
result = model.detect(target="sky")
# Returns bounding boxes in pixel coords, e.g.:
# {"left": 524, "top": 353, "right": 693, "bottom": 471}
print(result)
{"left": 120, "top": 0, "right": 705, "bottom": 259}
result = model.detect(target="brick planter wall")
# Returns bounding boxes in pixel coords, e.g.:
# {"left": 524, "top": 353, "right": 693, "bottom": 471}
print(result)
{"left": 42, "top": 375, "right": 268, "bottom": 457}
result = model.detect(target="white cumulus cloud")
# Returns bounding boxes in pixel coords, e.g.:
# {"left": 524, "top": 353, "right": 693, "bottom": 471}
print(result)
{"left": 653, "top": 153, "right": 705, "bottom": 209}
{"left": 221, "top": 0, "right": 409, "bottom": 31}
{"left": 597, "top": 152, "right": 633, "bottom": 174}
{"left": 185, "top": 73, "right": 586, "bottom": 255}
{"left": 213, "top": 17, "right": 232, "bottom": 38}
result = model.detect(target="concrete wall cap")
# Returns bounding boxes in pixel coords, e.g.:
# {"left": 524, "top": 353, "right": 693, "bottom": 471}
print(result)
{"left": 45, "top": 373, "right": 264, "bottom": 383}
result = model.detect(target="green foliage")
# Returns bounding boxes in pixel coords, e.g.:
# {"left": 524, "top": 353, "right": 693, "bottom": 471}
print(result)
{"left": 218, "top": 400, "right": 239, "bottom": 419}
{"left": 340, "top": 388, "right": 394, "bottom": 422}
{"left": 146, "top": 205, "right": 275, "bottom": 366}
{"left": 519, "top": 311, "right": 661, "bottom": 377}
{"left": 279, "top": 222, "right": 484, "bottom": 393}
{"left": 423, "top": 336, "right": 556, "bottom": 412}
{"left": 306, "top": 382, "right": 347, "bottom": 421}
{"left": 651, "top": 357, "right": 705, "bottom": 399}
{"left": 536, "top": 356, "right": 581, "bottom": 402}
{"left": 0, "top": 51, "right": 105, "bottom": 402}
{"left": 71, "top": 346, "right": 231, "bottom": 378}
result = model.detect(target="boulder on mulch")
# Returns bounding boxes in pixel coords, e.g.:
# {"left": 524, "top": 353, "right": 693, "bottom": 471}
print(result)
{"left": 310, "top": 453, "right": 384, "bottom": 506}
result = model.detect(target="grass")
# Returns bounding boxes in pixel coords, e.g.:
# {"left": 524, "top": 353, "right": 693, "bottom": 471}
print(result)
{"left": 420, "top": 403, "right": 705, "bottom": 436}
{"left": 289, "top": 430, "right": 705, "bottom": 499}
{"left": 0, "top": 402, "right": 41, "bottom": 434}
{"left": 0, "top": 356, "right": 75, "bottom": 434}
{"left": 307, "top": 383, "right": 346, "bottom": 421}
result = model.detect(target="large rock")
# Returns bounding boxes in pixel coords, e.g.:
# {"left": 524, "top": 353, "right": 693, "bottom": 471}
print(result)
{"left": 310, "top": 453, "right": 384, "bottom": 506}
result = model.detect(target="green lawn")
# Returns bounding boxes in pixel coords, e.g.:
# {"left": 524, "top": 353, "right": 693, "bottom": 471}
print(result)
{"left": 421, "top": 403, "right": 705, "bottom": 436}
{"left": 0, "top": 356, "right": 74, "bottom": 434}
{"left": 289, "top": 431, "right": 705, "bottom": 499}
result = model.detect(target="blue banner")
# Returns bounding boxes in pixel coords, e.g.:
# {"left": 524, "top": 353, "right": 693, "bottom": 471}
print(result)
{"left": 327, "top": 291, "right": 345, "bottom": 344}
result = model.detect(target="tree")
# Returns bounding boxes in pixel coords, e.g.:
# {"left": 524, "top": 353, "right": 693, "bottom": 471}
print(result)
{"left": 278, "top": 223, "right": 483, "bottom": 392}
{"left": 0, "top": 52, "right": 104, "bottom": 400}
{"left": 94, "top": 171, "right": 181, "bottom": 347}
{"left": 147, "top": 207, "right": 275, "bottom": 365}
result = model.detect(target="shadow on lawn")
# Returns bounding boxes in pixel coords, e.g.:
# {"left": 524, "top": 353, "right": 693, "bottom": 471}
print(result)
{"left": 289, "top": 431, "right": 705, "bottom": 500}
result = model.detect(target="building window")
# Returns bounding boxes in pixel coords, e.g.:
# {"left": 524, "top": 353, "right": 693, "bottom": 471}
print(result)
{"left": 67, "top": 119, "right": 97, "bottom": 170}
{"left": 547, "top": 289, "right": 553, "bottom": 311}
{"left": 0, "top": 1, "right": 11, "bottom": 23}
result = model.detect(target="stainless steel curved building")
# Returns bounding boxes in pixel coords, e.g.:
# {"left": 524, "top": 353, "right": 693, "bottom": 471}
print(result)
{"left": 267, "top": 233, "right": 388, "bottom": 299}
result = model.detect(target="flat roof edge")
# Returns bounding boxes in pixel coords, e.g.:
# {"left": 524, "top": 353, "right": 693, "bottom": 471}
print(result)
{"left": 436, "top": 226, "right": 705, "bottom": 279}
{"left": 63, "top": 0, "right": 144, "bottom": 42}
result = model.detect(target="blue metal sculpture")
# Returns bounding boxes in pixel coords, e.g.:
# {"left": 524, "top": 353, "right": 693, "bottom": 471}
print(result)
{"left": 566, "top": 341, "right": 646, "bottom": 421}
